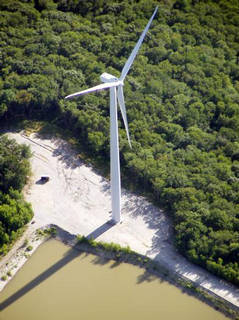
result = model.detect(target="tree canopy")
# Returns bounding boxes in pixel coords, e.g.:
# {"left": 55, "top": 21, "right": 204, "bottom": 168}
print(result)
{"left": 0, "top": 0, "right": 239, "bottom": 284}
{"left": 0, "top": 136, "right": 33, "bottom": 255}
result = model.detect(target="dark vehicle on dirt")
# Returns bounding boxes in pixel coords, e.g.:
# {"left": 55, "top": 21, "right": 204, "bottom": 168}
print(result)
{"left": 40, "top": 176, "right": 50, "bottom": 183}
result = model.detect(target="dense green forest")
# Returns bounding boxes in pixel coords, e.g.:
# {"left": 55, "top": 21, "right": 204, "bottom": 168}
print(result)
{"left": 0, "top": 0, "right": 239, "bottom": 285}
{"left": 0, "top": 136, "right": 33, "bottom": 255}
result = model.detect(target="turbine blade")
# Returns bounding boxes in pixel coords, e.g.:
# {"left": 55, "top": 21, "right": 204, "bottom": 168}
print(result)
{"left": 120, "top": 6, "right": 158, "bottom": 81}
{"left": 65, "top": 81, "right": 121, "bottom": 99}
{"left": 117, "top": 85, "right": 132, "bottom": 148}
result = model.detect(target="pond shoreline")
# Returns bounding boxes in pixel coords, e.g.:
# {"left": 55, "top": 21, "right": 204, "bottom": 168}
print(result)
{"left": 1, "top": 130, "right": 238, "bottom": 318}
{"left": 1, "top": 224, "right": 238, "bottom": 319}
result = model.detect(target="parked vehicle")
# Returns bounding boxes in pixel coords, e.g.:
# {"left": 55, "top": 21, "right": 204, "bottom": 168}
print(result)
{"left": 40, "top": 176, "right": 50, "bottom": 183}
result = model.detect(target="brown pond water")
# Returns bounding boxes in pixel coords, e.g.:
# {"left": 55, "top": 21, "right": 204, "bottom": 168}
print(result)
{"left": 0, "top": 239, "right": 227, "bottom": 320}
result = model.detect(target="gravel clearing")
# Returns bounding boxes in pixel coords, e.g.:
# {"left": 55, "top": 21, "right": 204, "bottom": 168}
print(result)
{"left": 1, "top": 131, "right": 239, "bottom": 309}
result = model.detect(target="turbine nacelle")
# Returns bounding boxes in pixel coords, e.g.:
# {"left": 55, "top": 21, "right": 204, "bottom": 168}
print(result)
{"left": 100, "top": 72, "right": 120, "bottom": 84}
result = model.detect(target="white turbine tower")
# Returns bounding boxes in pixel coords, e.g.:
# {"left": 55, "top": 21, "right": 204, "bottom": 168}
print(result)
{"left": 65, "top": 7, "right": 158, "bottom": 223}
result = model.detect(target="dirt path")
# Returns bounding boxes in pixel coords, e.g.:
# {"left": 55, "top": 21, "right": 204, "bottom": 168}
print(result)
{"left": 1, "top": 132, "right": 239, "bottom": 308}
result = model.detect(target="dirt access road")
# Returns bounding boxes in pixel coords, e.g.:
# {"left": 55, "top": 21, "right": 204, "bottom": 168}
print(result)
{"left": 5, "top": 132, "right": 239, "bottom": 308}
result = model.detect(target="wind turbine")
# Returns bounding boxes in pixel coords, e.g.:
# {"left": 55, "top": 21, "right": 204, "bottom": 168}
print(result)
{"left": 65, "top": 7, "right": 158, "bottom": 223}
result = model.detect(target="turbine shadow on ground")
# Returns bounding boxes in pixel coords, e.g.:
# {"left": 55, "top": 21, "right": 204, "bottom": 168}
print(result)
{"left": 86, "top": 220, "right": 116, "bottom": 240}
{"left": 0, "top": 223, "right": 115, "bottom": 312}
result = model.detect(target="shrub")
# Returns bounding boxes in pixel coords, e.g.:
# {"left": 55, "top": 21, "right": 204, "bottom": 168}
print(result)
{"left": 7, "top": 271, "right": 12, "bottom": 277}
{"left": 1, "top": 275, "right": 7, "bottom": 281}
{"left": 36, "top": 229, "right": 45, "bottom": 236}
